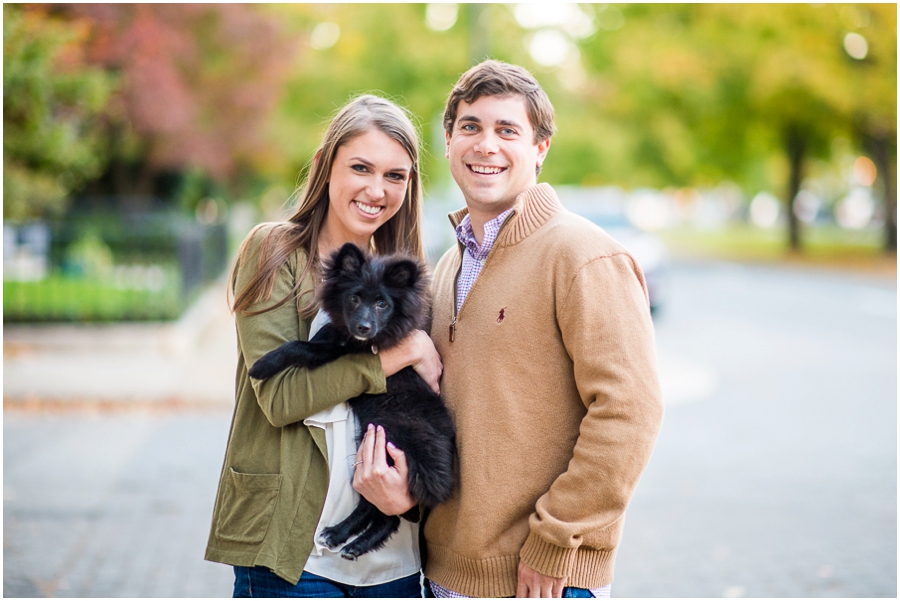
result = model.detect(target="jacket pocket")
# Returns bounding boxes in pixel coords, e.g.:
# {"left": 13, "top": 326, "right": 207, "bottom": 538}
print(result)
{"left": 215, "top": 467, "right": 283, "bottom": 544}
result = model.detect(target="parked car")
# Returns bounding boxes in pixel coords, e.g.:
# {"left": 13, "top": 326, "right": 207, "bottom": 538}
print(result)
{"left": 560, "top": 191, "right": 669, "bottom": 315}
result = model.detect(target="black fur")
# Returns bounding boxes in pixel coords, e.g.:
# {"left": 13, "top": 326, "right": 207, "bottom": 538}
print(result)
{"left": 248, "top": 242, "right": 456, "bottom": 560}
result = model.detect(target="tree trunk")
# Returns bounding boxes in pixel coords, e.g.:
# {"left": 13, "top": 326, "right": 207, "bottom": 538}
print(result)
{"left": 784, "top": 128, "right": 805, "bottom": 252}
{"left": 867, "top": 135, "right": 897, "bottom": 253}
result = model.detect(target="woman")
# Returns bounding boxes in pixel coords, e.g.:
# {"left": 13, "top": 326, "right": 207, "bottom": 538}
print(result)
{"left": 205, "top": 95, "right": 442, "bottom": 598}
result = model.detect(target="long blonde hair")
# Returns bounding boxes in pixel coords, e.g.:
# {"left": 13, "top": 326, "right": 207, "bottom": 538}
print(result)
{"left": 230, "top": 94, "right": 424, "bottom": 317}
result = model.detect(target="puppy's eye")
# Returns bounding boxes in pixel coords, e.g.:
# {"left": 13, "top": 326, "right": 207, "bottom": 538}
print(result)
{"left": 375, "top": 300, "right": 388, "bottom": 310}
{"left": 348, "top": 294, "right": 360, "bottom": 304}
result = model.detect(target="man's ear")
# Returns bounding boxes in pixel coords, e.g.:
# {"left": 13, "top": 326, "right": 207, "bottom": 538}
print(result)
{"left": 536, "top": 137, "right": 551, "bottom": 170}
{"left": 445, "top": 130, "right": 451, "bottom": 159}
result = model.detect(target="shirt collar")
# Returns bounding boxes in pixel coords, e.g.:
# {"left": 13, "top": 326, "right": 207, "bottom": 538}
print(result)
{"left": 455, "top": 209, "right": 513, "bottom": 260}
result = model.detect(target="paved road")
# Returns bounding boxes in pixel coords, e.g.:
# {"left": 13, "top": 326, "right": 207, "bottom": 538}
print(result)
{"left": 614, "top": 261, "right": 897, "bottom": 598}
{"left": 3, "top": 260, "right": 896, "bottom": 597}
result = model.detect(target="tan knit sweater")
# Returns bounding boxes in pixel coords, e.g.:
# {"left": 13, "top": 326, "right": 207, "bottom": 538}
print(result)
{"left": 424, "top": 184, "right": 664, "bottom": 597}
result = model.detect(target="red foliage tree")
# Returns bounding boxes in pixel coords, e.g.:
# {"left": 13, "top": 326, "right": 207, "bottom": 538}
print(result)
{"left": 55, "top": 4, "right": 294, "bottom": 194}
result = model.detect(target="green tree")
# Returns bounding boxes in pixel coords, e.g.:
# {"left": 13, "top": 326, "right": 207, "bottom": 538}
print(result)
{"left": 3, "top": 4, "right": 114, "bottom": 219}
{"left": 259, "top": 4, "right": 472, "bottom": 194}
{"left": 842, "top": 4, "right": 897, "bottom": 251}
{"left": 571, "top": 4, "right": 895, "bottom": 252}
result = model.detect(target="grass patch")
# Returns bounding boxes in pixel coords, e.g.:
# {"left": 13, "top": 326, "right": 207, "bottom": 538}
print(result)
{"left": 4, "top": 267, "right": 184, "bottom": 323}
{"left": 658, "top": 223, "right": 896, "bottom": 275}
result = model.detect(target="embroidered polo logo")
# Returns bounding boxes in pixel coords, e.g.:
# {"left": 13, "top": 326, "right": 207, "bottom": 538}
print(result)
{"left": 497, "top": 307, "right": 506, "bottom": 323}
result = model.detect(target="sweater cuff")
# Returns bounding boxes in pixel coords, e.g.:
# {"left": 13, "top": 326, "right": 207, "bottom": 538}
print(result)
{"left": 519, "top": 531, "right": 578, "bottom": 579}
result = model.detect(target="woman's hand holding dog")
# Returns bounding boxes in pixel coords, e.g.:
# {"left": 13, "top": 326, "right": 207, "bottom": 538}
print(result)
{"left": 378, "top": 329, "right": 443, "bottom": 394}
{"left": 353, "top": 423, "right": 417, "bottom": 516}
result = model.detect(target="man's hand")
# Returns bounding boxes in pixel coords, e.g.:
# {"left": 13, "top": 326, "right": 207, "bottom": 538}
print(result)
{"left": 352, "top": 424, "right": 417, "bottom": 515}
{"left": 516, "top": 561, "right": 567, "bottom": 598}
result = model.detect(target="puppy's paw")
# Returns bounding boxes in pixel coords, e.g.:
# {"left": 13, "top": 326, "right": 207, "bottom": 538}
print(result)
{"left": 318, "top": 526, "right": 344, "bottom": 550}
{"left": 248, "top": 355, "right": 281, "bottom": 380}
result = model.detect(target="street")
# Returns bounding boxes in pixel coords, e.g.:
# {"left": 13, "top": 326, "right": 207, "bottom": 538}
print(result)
{"left": 4, "top": 260, "right": 897, "bottom": 597}
{"left": 615, "top": 261, "right": 897, "bottom": 597}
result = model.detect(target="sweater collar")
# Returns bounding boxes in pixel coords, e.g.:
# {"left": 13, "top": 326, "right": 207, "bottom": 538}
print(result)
{"left": 446, "top": 183, "right": 562, "bottom": 247}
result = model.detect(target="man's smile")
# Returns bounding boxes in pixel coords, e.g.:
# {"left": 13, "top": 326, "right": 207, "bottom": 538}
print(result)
{"left": 467, "top": 164, "right": 507, "bottom": 175}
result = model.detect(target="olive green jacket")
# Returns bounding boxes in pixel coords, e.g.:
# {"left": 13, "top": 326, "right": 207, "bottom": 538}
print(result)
{"left": 204, "top": 224, "right": 387, "bottom": 585}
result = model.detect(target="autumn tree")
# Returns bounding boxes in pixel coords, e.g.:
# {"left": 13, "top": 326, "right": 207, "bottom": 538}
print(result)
{"left": 53, "top": 3, "right": 294, "bottom": 208}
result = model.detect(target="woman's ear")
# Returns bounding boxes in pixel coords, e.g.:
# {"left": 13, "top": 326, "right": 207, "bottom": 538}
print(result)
{"left": 313, "top": 148, "right": 328, "bottom": 179}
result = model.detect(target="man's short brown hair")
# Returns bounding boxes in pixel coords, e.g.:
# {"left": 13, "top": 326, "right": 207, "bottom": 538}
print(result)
{"left": 443, "top": 60, "right": 556, "bottom": 144}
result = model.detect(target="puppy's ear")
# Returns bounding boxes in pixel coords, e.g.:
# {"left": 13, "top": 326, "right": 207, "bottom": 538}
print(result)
{"left": 384, "top": 259, "right": 420, "bottom": 289}
{"left": 334, "top": 243, "right": 366, "bottom": 274}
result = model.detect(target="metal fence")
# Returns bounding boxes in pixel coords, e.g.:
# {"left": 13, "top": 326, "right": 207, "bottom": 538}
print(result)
{"left": 4, "top": 208, "right": 227, "bottom": 323}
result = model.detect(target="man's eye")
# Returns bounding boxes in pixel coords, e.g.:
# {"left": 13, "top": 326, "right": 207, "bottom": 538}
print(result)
{"left": 375, "top": 300, "right": 388, "bottom": 310}
{"left": 500, "top": 128, "right": 516, "bottom": 136}
{"left": 460, "top": 123, "right": 477, "bottom": 132}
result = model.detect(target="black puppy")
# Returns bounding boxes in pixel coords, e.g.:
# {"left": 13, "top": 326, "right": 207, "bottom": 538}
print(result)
{"left": 248, "top": 242, "right": 456, "bottom": 560}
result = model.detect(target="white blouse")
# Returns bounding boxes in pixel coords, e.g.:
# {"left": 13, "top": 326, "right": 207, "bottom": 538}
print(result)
{"left": 302, "top": 309, "right": 420, "bottom": 586}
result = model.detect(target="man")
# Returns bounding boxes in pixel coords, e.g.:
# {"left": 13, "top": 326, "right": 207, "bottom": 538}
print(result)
{"left": 424, "top": 60, "right": 665, "bottom": 598}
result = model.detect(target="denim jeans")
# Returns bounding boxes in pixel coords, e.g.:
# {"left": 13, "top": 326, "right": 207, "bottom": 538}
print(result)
{"left": 233, "top": 566, "right": 422, "bottom": 598}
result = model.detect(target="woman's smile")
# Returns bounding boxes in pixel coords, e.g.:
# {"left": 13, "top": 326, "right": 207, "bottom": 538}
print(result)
{"left": 353, "top": 200, "right": 385, "bottom": 217}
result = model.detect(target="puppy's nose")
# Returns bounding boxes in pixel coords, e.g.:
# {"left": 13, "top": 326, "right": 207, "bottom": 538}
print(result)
{"left": 355, "top": 323, "right": 371, "bottom": 336}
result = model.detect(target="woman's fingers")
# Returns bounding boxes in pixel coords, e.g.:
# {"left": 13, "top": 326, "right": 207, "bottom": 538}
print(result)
{"left": 385, "top": 440, "right": 408, "bottom": 477}
{"left": 373, "top": 425, "right": 387, "bottom": 468}
{"left": 352, "top": 424, "right": 416, "bottom": 515}
{"left": 357, "top": 423, "right": 375, "bottom": 466}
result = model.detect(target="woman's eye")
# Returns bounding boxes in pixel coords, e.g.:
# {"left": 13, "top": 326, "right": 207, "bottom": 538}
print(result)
{"left": 352, "top": 164, "right": 368, "bottom": 173}
{"left": 387, "top": 172, "right": 406, "bottom": 182}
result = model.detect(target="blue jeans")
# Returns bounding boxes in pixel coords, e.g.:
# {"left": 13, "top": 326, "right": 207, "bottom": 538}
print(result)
{"left": 233, "top": 566, "right": 422, "bottom": 598}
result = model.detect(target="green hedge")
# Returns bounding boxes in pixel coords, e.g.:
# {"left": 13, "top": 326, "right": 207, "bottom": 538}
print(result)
{"left": 3, "top": 267, "right": 183, "bottom": 322}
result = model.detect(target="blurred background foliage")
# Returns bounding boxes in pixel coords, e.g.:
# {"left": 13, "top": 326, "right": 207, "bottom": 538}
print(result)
{"left": 3, "top": 3, "right": 897, "bottom": 283}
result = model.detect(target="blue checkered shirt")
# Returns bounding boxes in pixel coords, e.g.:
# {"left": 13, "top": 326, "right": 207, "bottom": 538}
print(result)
{"left": 454, "top": 209, "right": 513, "bottom": 312}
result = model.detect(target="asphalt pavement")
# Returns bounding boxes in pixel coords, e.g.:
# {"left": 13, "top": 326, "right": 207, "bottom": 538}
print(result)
{"left": 3, "top": 260, "right": 897, "bottom": 597}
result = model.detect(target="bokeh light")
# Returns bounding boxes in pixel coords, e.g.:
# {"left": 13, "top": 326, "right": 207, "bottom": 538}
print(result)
{"left": 853, "top": 155, "right": 877, "bottom": 187}
{"left": 793, "top": 190, "right": 821, "bottom": 223}
{"left": 835, "top": 188, "right": 875, "bottom": 228}
{"left": 310, "top": 22, "right": 340, "bottom": 51}
{"left": 596, "top": 4, "right": 625, "bottom": 31}
{"left": 528, "top": 29, "right": 576, "bottom": 67}
{"left": 749, "top": 192, "right": 781, "bottom": 228}
{"left": 843, "top": 32, "right": 868, "bottom": 59}
{"left": 426, "top": 4, "right": 458, "bottom": 32}
{"left": 514, "top": 3, "right": 595, "bottom": 39}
